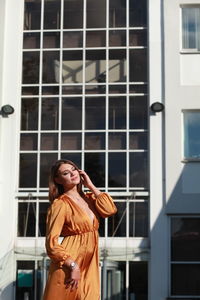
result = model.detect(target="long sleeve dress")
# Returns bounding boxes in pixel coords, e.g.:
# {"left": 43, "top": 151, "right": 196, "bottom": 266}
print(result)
{"left": 43, "top": 192, "right": 117, "bottom": 300}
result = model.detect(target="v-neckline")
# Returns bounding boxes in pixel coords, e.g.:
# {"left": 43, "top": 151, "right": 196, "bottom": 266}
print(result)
{"left": 65, "top": 194, "right": 95, "bottom": 226}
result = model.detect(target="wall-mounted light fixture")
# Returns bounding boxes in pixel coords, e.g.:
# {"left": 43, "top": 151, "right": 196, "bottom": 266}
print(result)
{"left": 150, "top": 102, "right": 165, "bottom": 113}
{"left": 0, "top": 104, "right": 15, "bottom": 117}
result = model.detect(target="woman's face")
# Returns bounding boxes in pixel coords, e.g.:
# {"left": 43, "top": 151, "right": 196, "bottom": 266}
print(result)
{"left": 55, "top": 163, "right": 80, "bottom": 190}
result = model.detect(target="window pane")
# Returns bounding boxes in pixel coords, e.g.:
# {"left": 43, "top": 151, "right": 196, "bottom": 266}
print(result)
{"left": 61, "top": 133, "right": 81, "bottom": 150}
{"left": 130, "top": 97, "right": 148, "bottom": 129}
{"left": 109, "top": 50, "right": 126, "bottom": 82}
{"left": 109, "top": 85, "right": 126, "bottom": 94}
{"left": 62, "top": 98, "right": 82, "bottom": 130}
{"left": 182, "top": 7, "right": 200, "bottom": 50}
{"left": 41, "top": 133, "right": 58, "bottom": 150}
{"left": 20, "top": 133, "right": 38, "bottom": 151}
{"left": 43, "top": 0, "right": 61, "bottom": 29}
{"left": 130, "top": 152, "right": 148, "bottom": 188}
{"left": 109, "top": 133, "right": 126, "bottom": 149}
{"left": 171, "top": 264, "right": 200, "bottom": 295}
{"left": 40, "top": 153, "right": 58, "bottom": 187}
{"left": 109, "top": 30, "right": 126, "bottom": 47}
{"left": 39, "top": 203, "right": 49, "bottom": 236}
{"left": 130, "top": 49, "right": 147, "bottom": 82}
{"left": 86, "top": 31, "right": 106, "bottom": 48}
{"left": 85, "top": 50, "right": 106, "bottom": 83}
{"left": 85, "top": 85, "right": 106, "bottom": 94}
{"left": 21, "top": 98, "right": 39, "bottom": 130}
{"left": 22, "top": 86, "right": 39, "bottom": 95}
{"left": 109, "top": 0, "right": 126, "bottom": 27}
{"left": 63, "top": 32, "right": 83, "bottom": 48}
{"left": 19, "top": 154, "right": 37, "bottom": 187}
{"left": 41, "top": 98, "right": 59, "bottom": 130}
{"left": 129, "top": 0, "right": 147, "bottom": 27}
{"left": 62, "top": 85, "right": 82, "bottom": 95}
{"left": 85, "top": 97, "right": 105, "bottom": 129}
{"left": 85, "top": 133, "right": 105, "bottom": 150}
{"left": 24, "top": 0, "right": 41, "bottom": 30}
{"left": 108, "top": 153, "right": 126, "bottom": 187}
{"left": 129, "top": 262, "right": 148, "bottom": 300}
{"left": 129, "top": 132, "right": 148, "bottom": 150}
{"left": 85, "top": 153, "right": 105, "bottom": 187}
{"left": 42, "top": 86, "right": 59, "bottom": 95}
{"left": 61, "top": 153, "right": 81, "bottom": 167}
{"left": 63, "top": 0, "right": 83, "bottom": 29}
{"left": 109, "top": 97, "right": 126, "bottom": 129}
{"left": 62, "top": 51, "right": 83, "bottom": 83}
{"left": 16, "top": 261, "right": 35, "bottom": 299}
{"left": 108, "top": 202, "right": 126, "bottom": 237}
{"left": 22, "top": 52, "right": 40, "bottom": 84}
{"left": 129, "top": 30, "right": 147, "bottom": 46}
{"left": 129, "top": 202, "right": 148, "bottom": 237}
{"left": 86, "top": 0, "right": 106, "bottom": 28}
{"left": 18, "top": 203, "right": 36, "bottom": 236}
{"left": 23, "top": 32, "right": 40, "bottom": 49}
{"left": 171, "top": 217, "right": 200, "bottom": 261}
{"left": 43, "top": 32, "right": 60, "bottom": 48}
{"left": 184, "top": 111, "right": 200, "bottom": 159}
{"left": 43, "top": 51, "right": 60, "bottom": 83}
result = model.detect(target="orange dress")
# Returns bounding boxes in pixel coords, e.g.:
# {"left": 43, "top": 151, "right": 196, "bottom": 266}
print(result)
{"left": 43, "top": 192, "right": 117, "bottom": 300}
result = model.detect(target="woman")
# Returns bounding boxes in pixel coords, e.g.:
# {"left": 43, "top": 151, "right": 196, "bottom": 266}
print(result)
{"left": 43, "top": 159, "right": 117, "bottom": 300}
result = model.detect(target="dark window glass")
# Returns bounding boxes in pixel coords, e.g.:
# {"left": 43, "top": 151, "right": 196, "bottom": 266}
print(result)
{"left": 63, "top": 32, "right": 83, "bottom": 48}
{"left": 109, "top": 0, "right": 126, "bottom": 27}
{"left": 85, "top": 97, "right": 105, "bottom": 129}
{"left": 129, "top": 49, "right": 147, "bottom": 82}
{"left": 129, "top": 202, "right": 148, "bottom": 237}
{"left": 171, "top": 218, "right": 200, "bottom": 261}
{"left": 43, "top": 32, "right": 60, "bottom": 48}
{"left": 109, "top": 30, "right": 126, "bottom": 47}
{"left": 20, "top": 133, "right": 38, "bottom": 151}
{"left": 130, "top": 152, "right": 148, "bottom": 188}
{"left": 108, "top": 202, "right": 126, "bottom": 237}
{"left": 99, "top": 218, "right": 105, "bottom": 237}
{"left": 85, "top": 85, "right": 106, "bottom": 94}
{"left": 129, "top": 29, "right": 147, "bottom": 46}
{"left": 63, "top": 0, "right": 83, "bottom": 29}
{"left": 86, "top": 0, "right": 106, "bottom": 28}
{"left": 129, "top": 96, "right": 148, "bottom": 129}
{"left": 41, "top": 133, "right": 58, "bottom": 150}
{"left": 22, "top": 87, "right": 39, "bottom": 95}
{"left": 23, "top": 33, "right": 40, "bottom": 49}
{"left": 41, "top": 98, "right": 59, "bottom": 130}
{"left": 61, "top": 153, "right": 81, "bottom": 167}
{"left": 61, "top": 133, "right": 81, "bottom": 150}
{"left": 109, "top": 50, "right": 126, "bottom": 82}
{"left": 44, "top": 0, "right": 61, "bottom": 29}
{"left": 129, "top": 132, "right": 148, "bottom": 150}
{"left": 108, "top": 153, "right": 126, "bottom": 187}
{"left": 42, "top": 86, "right": 59, "bottom": 95}
{"left": 62, "top": 98, "right": 82, "bottom": 130}
{"left": 21, "top": 98, "right": 38, "bottom": 130}
{"left": 85, "top": 153, "right": 105, "bottom": 187}
{"left": 129, "top": 0, "right": 147, "bottom": 27}
{"left": 171, "top": 264, "right": 200, "bottom": 295}
{"left": 62, "top": 86, "right": 82, "bottom": 95}
{"left": 129, "top": 84, "right": 148, "bottom": 94}
{"left": 62, "top": 51, "right": 83, "bottom": 83}
{"left": 18, "top": 203, "right": 36, "bottom": 236}
{"left": 42, "top": 51, "right": 60, "bottom": 83}
{"left": 109, "top": 133, "right": 126, "bottom": 149}
{"left": 22, "top": 52, "right": 40, "bottom": 84}
{"left": 40, "top": 153, "right": 58, "bottom": 187}
{"left": 24, "top": 0, "right": 41, "bottom": 30}
{"left": 109, "top": 85, "right": 126, "bottom": 94}
{"left": 86, "top": 31, "right": 106, "bottom": 48}
{"left": 86, "top": 50, "right": 106, "bottom": 83}
{"left": 85, "top": 133, "right": 105, "bottom": 150}
{"left": 19, "top": 154, "right": 37, "bottom": 187}
{"left": 129, "top": 262, "right": 148, "bottom": 300}
{"left": 39, "top": 203, "right": 49, "bottom": 236}
{"left": 109, "top": 97, "right": 126, "bottom": 129}
{"left": 16, "top": 261, "right": 35, "bottom": 300}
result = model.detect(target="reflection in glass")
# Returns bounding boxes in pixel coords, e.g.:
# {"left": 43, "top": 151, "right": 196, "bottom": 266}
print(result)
{"left": 62, "top": 98, "right": 82, "bottom": 130}
{"left": 129, "top": 97, "right": 147, "bottom": 129}
{"left": 20, "top": 133, "right": 38, "bottom": 150}
{"left": 62, "top": 85, "right": 82, "bottom": 95}
{"left": 86, "top": 31, "right": 106, "bottom": 47}
{"left": 109, "top": 85, "right": 126, "bottom": 94}
{"left": 108, "top": 202, "right": 126, "bottom": 237}
{"left": 61, "top": 133, "right": 81, "bottom": 150}
{"left": 23, "top": 32, "right": 40, "bottom": 49}
{"left": 85, "top": 50, "right": 106, "bottom": 83}
{"left": 63, "top": 0, "right": 83, "bottom": 29}
{"left": 24, "top": 0, "right": 41, "bottom": 30}
{"left": 108, "top": 153, "right": 126, "bottom": 187}
{"left": 85, "top": 133, "right": 105, "bottom": 150}
{"left": 129, "top": 262, "right": 148, "bottom": 299}
{"left": 62, "top": 51, "right": 83, "bottom": 83}
{"left": 109, "top": 50, "right": 126, "bottom": 82}
{"left": 22, "top": 52, "right": 40, "bottom": 84}
{"left": 129, "top": 132, "right": 148, "bottom": 150}
{"left": 109, "top": 30, "right": 126, "bottom": 47}
{"left": 41, "top": 98, "right": 59, "bottom": 130}
{"left": 41, "top": 133, "right": 58, "bottom": 150}
{"left": 109, "top": 97, "right": 126, "bottom": 129}
{"left": 109, "top": 0, "right": 126, "bottom": 27}
{"left": 129, "top": 30, "right": 147, "bottom": 46}
{"left": 63, "top": 32, "right": 83, "bottom": 48}
{"left": 21, "top": 98, "right": 38, "bottom": 130}
{"left": 109, "top": 133, "right": 126, "bottom": 149}
{"left": 85, "top": 85, "right": 105, "bottom": 94}
{"left": 129, "top": 202, "right": 148, "bottom": 237}
{"left": 44, "top": 0, "right": 61, "bottom": 29}
{"left": 61, "top": 153, "right": 81, "bottom": 168}
{"left": 43, "top": 32, "right": 60, "bottom": 48}
{"left": 40, "top": 153, "right": 58, "bottom": 187}
{"left": 42, "top": 86, "right": 59, "bottom": 95}
{"left": 85, "top": 153, "right": 105, "bottom": 187}
{"left": 129, "top": 0, "right": 147, "bottom": 27}
{"left": 39, "top": 203, "right": 49, "bottom": 236}
{"left": 22, "top": 86, "right": 39, "bottom": 95}
{"left": 43, "top": 51, "right": 60, "bottom": 83}
{"left": 19, "top": 153, "right": 37, "bottom": 187}
{"left": 86, "top": 0, "right": 106, "bottom": 28}
{"left": 85, "top": 97, "right": 105, "bottom": 129}
{"left": 129, "top": 49, "right": 147, "bottom": 82}
{"left": 18, "top": 203, "right": 36, "bottom": 236}
{"left": 130, "top": 152, "right": 147, "bottom": 188}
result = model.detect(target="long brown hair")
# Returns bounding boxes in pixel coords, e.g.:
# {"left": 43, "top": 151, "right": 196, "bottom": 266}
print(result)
{"left": 48, "top": 159, "right": 84, "bottom": 203}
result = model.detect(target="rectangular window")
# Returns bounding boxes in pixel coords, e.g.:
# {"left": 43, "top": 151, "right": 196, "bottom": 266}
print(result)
{"left": 182, "top": 6, "right": 200, "bottom": 51}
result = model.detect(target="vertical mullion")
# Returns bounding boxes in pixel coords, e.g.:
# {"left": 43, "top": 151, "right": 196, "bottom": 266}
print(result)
{"left": 126, "top": 0, "right": 130, "bottom": 192}
{"left": 82, "top": 0, "right": 86, "bottom": 170}
{"left": 105, "top": 0, "right": 109, "bottom": 193}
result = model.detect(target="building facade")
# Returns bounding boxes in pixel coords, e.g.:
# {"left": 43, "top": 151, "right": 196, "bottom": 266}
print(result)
{"left": 0, "top": 0, "right": 200, "bottom": 300}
